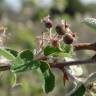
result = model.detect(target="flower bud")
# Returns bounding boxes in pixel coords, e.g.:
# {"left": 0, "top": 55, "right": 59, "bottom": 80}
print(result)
{"left": 43, "top": 15, "right": 53, "bottom": 28}
{"left": 63, "top": 33, "right": 74, "bottom": 44}
{"left": 56, "top": 24, "right": 65, "bottom": 35}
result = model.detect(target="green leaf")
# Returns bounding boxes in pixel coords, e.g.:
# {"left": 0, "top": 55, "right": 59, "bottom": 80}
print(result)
{"left": 0, "top": 48, "right": 16, "bottom": 60}
{"left": 84, "top": 18, "right": 96, "bottom": 31}
{"left": 11, "top": 50, "right": 40, "bottom": 72}
{"left": 50, "top": 44, "right": 73, "bottom": 58}
{"left": 5, "top": 48, "right": 18, "bottom": 57}
{"left": 63, "top": 44, "right": 72, "bottom": 53}
{"left": 40, "top": 61, "right": 55, "bottom": 93}
{"left": 44, "top": 46, "right": 62, "bottom": 56}
{"left": 30, "top": 60, "right": 40, "bottom": 69}
{"left": 11, "top": 58, "right": 32, "bottom": 73}
{"left": 11, "top": 56, "right": 25, "bottom": 72}
{"left": 19, "top": 49, "right": 33, "bottom": 60}
{"left": 54, "top": 52, "right": 72, "bottom": 58}
{"left": 71, "top": 84, "right": 86, "bottom": 96}
{"left": 60, "top": 43, "right": 73, "bottom": 53}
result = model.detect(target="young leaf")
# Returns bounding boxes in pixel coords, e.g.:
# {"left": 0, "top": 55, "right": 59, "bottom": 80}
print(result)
{"left": 84, "top": 18, "right": 96, "bottom": 31}
{"left": 19, "top": 49, "right": 33, "bottom": 60}
{"left": 40, "top": 61, "right": 55, "bottom": 93}
{"left": 11, "top": 49, "right": 33, "bottom": 72}
{"left": 61, "top": 44, "right": 71, "bottom": 53}
{"left": 0, "top": 48, "right": 16, "bottom": 60}
{"left": 71, "top": 84, "right": 86, "bottom": 96}
{"left": 11, "top": 56, "right": 26, "bottom": 72}
{"left": 54, "top": 52, "right": 72, "bottom": 58}
{"left": 11, "top": 57, "right": 33, "bottom": 73}
{"left": 44, "top": 45, "right": 62, "bottom": 56}
{"left": 11, "top": 50, "right": 40, "bottom": 72}
{"left": 5, "top": 48, "right": 18, "bottom": 57}
{"left": 30, "top": 60, "right": 40, "bottom": 70}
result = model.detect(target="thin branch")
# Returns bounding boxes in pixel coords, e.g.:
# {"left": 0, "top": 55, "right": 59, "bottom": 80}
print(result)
{"left": 0, "top": 42, "right": 96, "bottom": 71}
{"left": 74, "top": 42, "right": 96, "bottom": 51}
{"left": 0, "top": 59, "right": 96, "bottom": 71}
{"left": 0, "top": 64, "right": 11, "bottom": 71}
{"left": 50, "top": 59, "right": 96, "bottom": 69}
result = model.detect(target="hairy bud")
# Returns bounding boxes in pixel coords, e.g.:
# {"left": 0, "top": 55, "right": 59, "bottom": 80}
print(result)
{"left": 63, "top": 33, "right": 74, "bottom": 44}
{"left": 56, "top": 24, "right": 66, "bottom": 35}
{"left": 43, "top": 15, "right": 53, "bottom": 28}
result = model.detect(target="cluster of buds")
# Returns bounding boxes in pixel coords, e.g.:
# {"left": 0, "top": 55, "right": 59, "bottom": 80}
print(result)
{"left": 37, "top": 15, "right": 76, "bottom": 50}
{"left": 55, "top": 20, "right": 76, "bottom": 44}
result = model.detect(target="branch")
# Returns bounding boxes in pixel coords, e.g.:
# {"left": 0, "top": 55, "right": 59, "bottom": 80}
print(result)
{"left": 74, "top": 42, "right": 96, "bottom": 51}
{"left": 0, "top": 42, "right": 96, "bottom": 71}
{"left": 0, "top": 59, "right": 96, "bottom": 71}
{"left": 50, "top": 59, "right": 96, "bottom": 69}
{"left": 0, "top": 64, "right": 11, "bottom": 71}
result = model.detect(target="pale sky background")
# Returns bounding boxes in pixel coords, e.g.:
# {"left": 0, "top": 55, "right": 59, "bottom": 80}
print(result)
{"left": 4, "top": 0, "right": 96, "bottom": 12}
{"left": 4, "top": 0, "right": 22, "bottom": 12}
{"left": 81, "top": 0, "right": 96, "bottom": 4}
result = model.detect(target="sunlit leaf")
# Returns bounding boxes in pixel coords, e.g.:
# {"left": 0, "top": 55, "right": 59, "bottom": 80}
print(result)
{"left": 84, "top": 17, "right": 96, "bottom": 31}
{"left": 44, "top": 45, "right": 62, "bottom": 56}
{"left": 0, "top": 48, "right": 16, "bottom": 60}
{"left": 5, "top": 48, "right": 18, "bottom": 57}
{"left": 61, "top": 43, "right": 73, "bottom": 53}
{"left": 40, "top": 61, "right": 55, "bottom": 93}
{"left": 53, "top": 52, "right": 72, "bottom": 58}
{"left": 11, "top": 56, "right": 25, "bottom": 72}
{"left": 69, "top": 65, "right": 84, "bottom": 76}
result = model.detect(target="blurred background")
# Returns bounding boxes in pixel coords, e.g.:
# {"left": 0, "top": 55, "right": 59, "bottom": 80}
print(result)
{"left": 0, "top": 0, "right": 96, "bottom": 96}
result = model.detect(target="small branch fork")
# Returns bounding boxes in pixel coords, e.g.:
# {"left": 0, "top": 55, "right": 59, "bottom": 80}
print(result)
{"left": 1, "top": 42, "right": 96, "bottom": 71}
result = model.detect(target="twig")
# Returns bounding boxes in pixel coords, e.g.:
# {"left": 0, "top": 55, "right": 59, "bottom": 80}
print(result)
{"left": 50, "top": 59, "right": 96, "bottom": 69}
{"left": 0, "top": 59, "right": 96, "bottom": 71}
{"left": 0, "top": 42, "right": 96, "bottom": 71}
{"left": 0, "top": 64, "right": 11, "bottom": 71}
{"left": 74, "top": 42, "right": 96, "bottom": 51}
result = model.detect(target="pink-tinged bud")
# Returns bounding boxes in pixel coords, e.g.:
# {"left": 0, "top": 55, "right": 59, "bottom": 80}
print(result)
{"left": 56, "top": 24, "right": 65, "bottom": 35}
{"left": 63, "top": 33, "right": 74, "bottom": 44}
{"left": 43, "top": 15, "right": 53, "bottom": 28}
